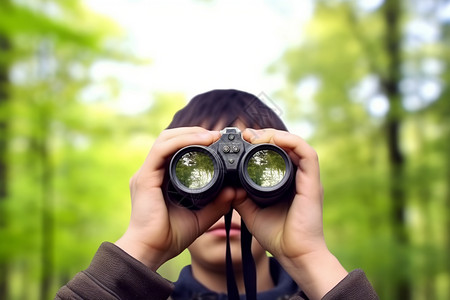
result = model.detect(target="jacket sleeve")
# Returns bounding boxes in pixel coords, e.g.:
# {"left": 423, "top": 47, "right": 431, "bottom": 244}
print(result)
{"left": 290, "top": 269, "right": 379, "bottom": 300}
{"left": 322, "top": 269, "right": 379, "bottom": 300}
{"left": 55, "top": 242, "right": 174, "bottom": 300}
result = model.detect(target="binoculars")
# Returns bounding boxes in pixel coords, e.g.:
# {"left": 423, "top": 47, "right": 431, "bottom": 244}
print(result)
{"left": 166, "top": 127, "right": 295, "bottom": 210}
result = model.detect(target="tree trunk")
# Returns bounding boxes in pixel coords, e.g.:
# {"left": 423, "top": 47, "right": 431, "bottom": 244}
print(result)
{"left": 443, "top": 45, "right": 450, "bottom": 300}
{"left": 0, "top": 31, "right": 11, "bottom": 300}
{"left": 381, "top": 1, "right": 411, "bottom": 299}
{"left": 36, "top": 40, "right": 55, "bottom": 300}
{"left": 439, "top": 136, "right": 450, "bottom": 300}
{"left": 442, "top": 21, "right": 450, "bottom": 300}
{"left": 39, "top": 121, "right": 54, "bottom": 300}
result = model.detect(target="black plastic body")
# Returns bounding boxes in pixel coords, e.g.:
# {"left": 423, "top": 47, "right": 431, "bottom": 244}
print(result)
{"left": 167, "top": 127, "right": 295, "bottom": 210}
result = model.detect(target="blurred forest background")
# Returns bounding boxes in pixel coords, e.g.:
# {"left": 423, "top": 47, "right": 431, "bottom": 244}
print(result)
{"left": 0, "top": 0, "right": 449, "bottom": 299}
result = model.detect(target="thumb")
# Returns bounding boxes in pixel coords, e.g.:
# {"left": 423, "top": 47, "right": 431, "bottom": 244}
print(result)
{"left": 232, "top": 193, "right": 259, "bottom": 234}
{"left": 194, "top": 187, "right": 235, "bottom": 234}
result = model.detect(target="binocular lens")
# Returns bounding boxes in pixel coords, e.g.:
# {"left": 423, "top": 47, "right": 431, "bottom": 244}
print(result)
{"left": 246, "top": 149, "right": 286, "bottom": 188}
{"left": 175, "top": 151, "right": 215, "bottom": 189}
{"left": 169, "top": 146, "right": 225, "bottom": 210}
{"left": 168, "top": 128, "right": 294, "bottom": 209}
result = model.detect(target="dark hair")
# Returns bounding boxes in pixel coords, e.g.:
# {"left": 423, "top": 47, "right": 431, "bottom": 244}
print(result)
{"left": 167, "top": 89, "right": 287, "bottom": 131}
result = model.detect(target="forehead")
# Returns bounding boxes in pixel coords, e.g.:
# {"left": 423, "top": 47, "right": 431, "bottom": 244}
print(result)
{"left": 211, "top": 119, "right": 251, "bottom": 132}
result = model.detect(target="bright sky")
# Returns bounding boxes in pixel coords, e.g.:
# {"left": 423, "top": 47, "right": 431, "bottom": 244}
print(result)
{"left": 85, "top": 0, "right": 313, "bottom": 114}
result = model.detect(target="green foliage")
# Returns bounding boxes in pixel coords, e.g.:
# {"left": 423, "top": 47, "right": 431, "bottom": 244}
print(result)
{"left": 0, "top": 1, "right": 184, "bottom": 299}
{"left": 273, "top": 1, "right": 450, "bottom": 299}
{"left": 175, "top": 151, "right": 215, "bottom": 189}
{"left": 246, "top": 149, "right": 286, "bottom": 187}
{"left": 1, "top": 0, "right": 448, "bottom": 299}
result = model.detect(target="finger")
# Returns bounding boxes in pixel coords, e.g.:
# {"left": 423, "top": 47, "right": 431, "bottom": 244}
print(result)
{"left": 146, "top": 128, "right": 221, "bottom": 171}
{"left": 242, "top": 128, "right": 273, "bottom": 144}
{"left": 272, "top": 132, "right": 320, "bottom": 180}
{"left": 244, "top": 128, "right": 320, "bottom": 177}
{"left": 193, "top": 187, "right": 236, "bottom": 234}
{"left": 157, "top": 126, "right": 213, "bottom": 142}
{"left": 232, "top": 196, "right": 259, "bottom": 233}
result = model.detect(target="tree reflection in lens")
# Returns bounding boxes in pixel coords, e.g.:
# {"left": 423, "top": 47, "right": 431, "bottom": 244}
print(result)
{"left": 247, "top": 150, "right": 286, "bottom": 187}
{"left": 175, "top": 151, "right": 214, "bottom": 189}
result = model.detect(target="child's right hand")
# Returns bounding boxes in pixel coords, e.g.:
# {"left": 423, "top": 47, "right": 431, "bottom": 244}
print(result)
{"left": 115, "top": 127, "right": 237, "bottom": 271}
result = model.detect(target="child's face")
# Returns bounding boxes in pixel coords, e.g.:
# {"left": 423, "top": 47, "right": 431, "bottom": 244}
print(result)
{"left": 188, "top": 208, "right": 268, "bottom": 270}
{"left": 187, "top": 121, "right": 268, "bottom": 270}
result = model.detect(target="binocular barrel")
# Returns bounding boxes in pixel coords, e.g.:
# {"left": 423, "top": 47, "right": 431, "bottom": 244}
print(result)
{"left": 167, "top": 128, "right": 295, "bottom": 210}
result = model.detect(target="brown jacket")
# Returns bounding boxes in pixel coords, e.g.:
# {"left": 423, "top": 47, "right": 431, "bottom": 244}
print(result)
{"left": 56, "top": 242, "right": 379, "bottom": 300}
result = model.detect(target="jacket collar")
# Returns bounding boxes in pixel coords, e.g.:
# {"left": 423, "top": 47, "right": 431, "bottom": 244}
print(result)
{"left": 171, "top": 257, "right": 299, "bottom": 300}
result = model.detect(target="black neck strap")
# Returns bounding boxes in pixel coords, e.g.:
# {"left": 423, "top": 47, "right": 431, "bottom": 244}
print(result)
{"left": 224, "top": 210, "right": 257, "bottom": 300}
